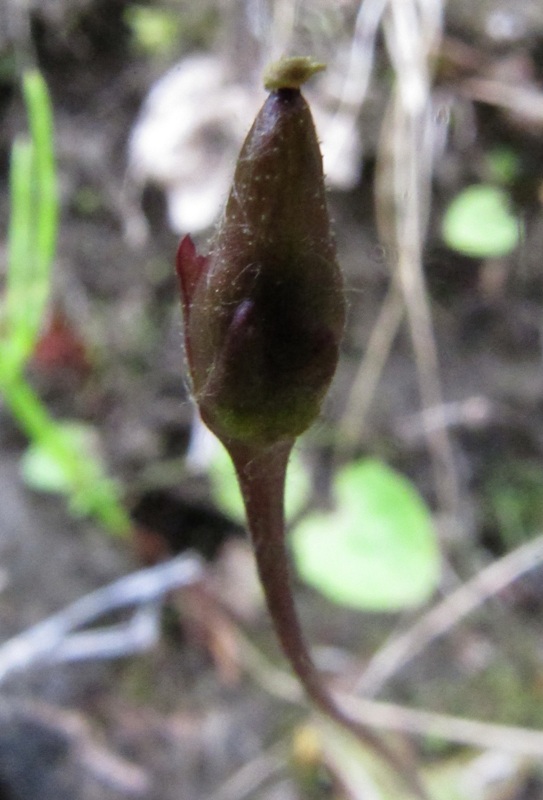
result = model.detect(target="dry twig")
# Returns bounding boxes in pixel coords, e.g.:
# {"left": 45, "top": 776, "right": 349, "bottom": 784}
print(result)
{"left": 357, "top": 534, "right": 543, "bottom": 695}
{"left": 236, "top": 618, "right": 543, "bottom": 758}
{"left": 0, "top": 553, "right": 204, "bottom": 683}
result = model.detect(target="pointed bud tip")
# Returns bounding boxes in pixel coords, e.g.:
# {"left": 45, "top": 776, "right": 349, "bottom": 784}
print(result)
{"left": 263, "top": 57, "right": 326, "bottom": 91}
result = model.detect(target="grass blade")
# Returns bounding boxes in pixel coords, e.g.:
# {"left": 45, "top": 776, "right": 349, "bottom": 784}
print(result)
{"left": 3, "top": 69, "right": 58, "bottom": 373}
{"left": 23, "top": 68, "right": 58, "bottom": 279}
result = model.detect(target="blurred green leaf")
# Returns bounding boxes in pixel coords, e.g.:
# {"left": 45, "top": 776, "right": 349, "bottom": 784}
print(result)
{"left": 485, "top": 146, "right": 521, "bottom": 185}
{"left": 442, "top": 184, "right": 520, "bottom": 258}
{"left": 124, "top": 5, "right": 180, "bottom": 56}
{"left": 21, "top": 420, "right": 129, "bottom": 534}
{"left": 484, "top": 460, "right": 543, "bottom": 550}
{"left": 292, "top": 459, "right": 439, "bottom": 610}
{"left": 21, "top": 421, "right": 98, "bottom": 494}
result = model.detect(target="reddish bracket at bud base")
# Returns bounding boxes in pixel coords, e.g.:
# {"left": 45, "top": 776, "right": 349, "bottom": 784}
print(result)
{"left": 175, "top": 234, "right": 208, "bottom": 322}
{"left": 176, "top": 234, "right": 209, "bottom": 369}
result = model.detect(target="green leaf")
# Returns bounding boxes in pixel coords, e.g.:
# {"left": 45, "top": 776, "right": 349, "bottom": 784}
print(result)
{"left": 124, "top": 5, "right": 180, "bottom": 56}
{"left": 485, "top": 146, "right": 521, "bottom": 185}
{"left": 291, "top": 459, "right": 439, "bottom": 611}
{"left": 209, "top": 444, "right": 310, "bottom": 524}
{"left": 442, "top": 184, "right": 520, "bottom": 258}
{"left": 20, "top": 420, "right": 130, "bottom": 535}
{"left": 21, "top": 421, "right": 98, "bottom": 495}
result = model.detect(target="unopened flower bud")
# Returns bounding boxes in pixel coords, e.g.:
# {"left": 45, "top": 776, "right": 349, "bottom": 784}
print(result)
{"left": 176, "top": 58, "right": 345, "bottom": 448}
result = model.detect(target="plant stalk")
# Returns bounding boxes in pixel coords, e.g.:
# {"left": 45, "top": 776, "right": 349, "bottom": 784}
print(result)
{"left": 229, "top": 439, "right": 429, "bottom": 799}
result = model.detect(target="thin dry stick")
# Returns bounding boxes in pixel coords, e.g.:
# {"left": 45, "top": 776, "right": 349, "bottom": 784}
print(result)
{"left": 460, "top": 77, "right": 543, "bottom": 124}
{"left": 0, "top": 553, "right": 203, "bottom": 683}
{"left": 336, "top": 0, "right": 405, "bottom": 446}
{"left": 207, "top": 743, "right": 287, "bottom": 800}
{"left": 269, "top": 0, "right": 299, "bottom": 60}
{"left": 339, "top": 0, "right": 387, "bottom": 110}
{"left": 356, "top": 534, "right": 543, "bottom": 697}
{"left": 324, "top": 0, "right": 388, "bottom": 187}
{"left": 237, "top": 623, "right": 543, "bottom": 758}
{"left": 340, "top": 694, "right": 543, "bottom": 758}
{"left": 339, "top": 280, "right": 404, "bottom": 445}
{"left": 379, "top": 0, "right": 460, "bottom": 517}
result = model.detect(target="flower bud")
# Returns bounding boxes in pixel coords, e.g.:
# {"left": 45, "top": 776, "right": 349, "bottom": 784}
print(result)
{"left": 176, "top": 59, "right": 345, "bottom": 447}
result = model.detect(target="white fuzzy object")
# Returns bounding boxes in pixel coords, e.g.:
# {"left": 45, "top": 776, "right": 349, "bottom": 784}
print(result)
{"left": 128, "top": 53, "right": 361, "bottom": 235}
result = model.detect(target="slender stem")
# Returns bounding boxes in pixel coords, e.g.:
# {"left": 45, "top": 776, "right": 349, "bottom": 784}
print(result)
{"left": 229, "top": 439, "right": 429, "bottom": 799}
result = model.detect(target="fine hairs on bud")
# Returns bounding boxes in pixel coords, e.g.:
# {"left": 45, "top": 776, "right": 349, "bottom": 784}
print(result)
{"left": 176, "top": 57, "right": 428, "bottom": 799}
{"left": 177, "top": 57, "right": 345, "bottom": 448}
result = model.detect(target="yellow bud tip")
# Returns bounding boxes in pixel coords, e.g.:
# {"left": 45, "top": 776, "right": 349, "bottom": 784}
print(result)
{"left": 263, "top": 56, "right": 326, "bottom": 91}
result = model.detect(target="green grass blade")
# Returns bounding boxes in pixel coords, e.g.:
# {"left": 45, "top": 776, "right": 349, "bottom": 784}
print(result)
{"left": 6, "top": 137, "right": 33, "bottom": 281}
{"left": 23, "top": 68, "right": 58, "bottom": 277}
{"left": 4, "top": 136, "right": 35, "bottom": 372}
{"left": 0, "top": 71, "right": 131, "bottom": 537}
{"left": 3, "top": 69, "right": 58, "bottom": 372}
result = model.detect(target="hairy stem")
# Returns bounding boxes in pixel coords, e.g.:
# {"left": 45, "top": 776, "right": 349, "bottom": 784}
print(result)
{"left": 228, "top": 439, "right": 429, "bottom": 799}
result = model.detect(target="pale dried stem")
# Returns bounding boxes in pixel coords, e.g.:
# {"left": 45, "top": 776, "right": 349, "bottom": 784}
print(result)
{"left": 269, "top": 0, "right": 299, "bottom": 60}
{"left": 341, "top": 694, "right": 543, "bottom": 758}
{"left": 379, "top": 0, "right": 460, "bottom": 516}
{"left": 341, "top": 0, "right": 387, "bottom": 105}
{"left": 338, "top": 0, "right": 459, "bottom": 515}
{"left": 0, "top": 553, "right": 204, "bottom": 683}
{"left": 339, "top": 280, "right": 404, "bottom": 446}
{"left": 236, "top": 621, "right": 543, "bottom": 758}
{"left": 460, "top": 77, "right": 543, "bottom": 124}
{"left": 357, "top": 534, "right": 543, "bottom": 696}
{"left": 335, "top": 0, "right": 406, "bottom": 447}
{"left": 206, "top": 743, "right": 287, "bottom": 800}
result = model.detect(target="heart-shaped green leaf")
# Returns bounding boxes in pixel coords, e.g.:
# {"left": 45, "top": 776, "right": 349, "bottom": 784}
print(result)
{"left": 292, "top": 459, "right": 440, "bottom": 610}
{"left": 442, "top": 184, "right": 520, "bottom": 258}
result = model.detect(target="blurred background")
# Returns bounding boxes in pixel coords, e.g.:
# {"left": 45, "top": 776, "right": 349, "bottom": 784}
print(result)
{"left": 2, "top": 0, "right": 543, "bottom": 798}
